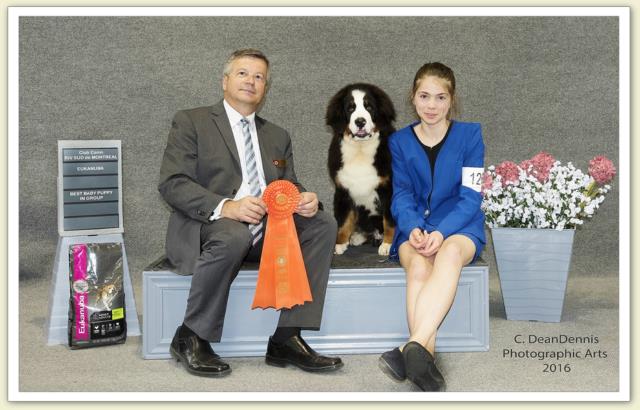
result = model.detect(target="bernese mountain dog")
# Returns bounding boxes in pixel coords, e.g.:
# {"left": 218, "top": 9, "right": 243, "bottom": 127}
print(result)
{"left": 326, "top": 83, "right": 396, "bottom": 256}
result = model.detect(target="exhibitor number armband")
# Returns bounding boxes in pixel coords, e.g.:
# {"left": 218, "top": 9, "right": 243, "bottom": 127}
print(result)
{"left": 462, "top": 167, "right": 484, "bottom": 193}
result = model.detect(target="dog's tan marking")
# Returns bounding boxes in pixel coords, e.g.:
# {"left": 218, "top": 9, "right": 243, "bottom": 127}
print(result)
{"left": 336, "top": 209, "right": 356, "bottom": 245}
{"left": 383, "top": 216, "right": 395, "bottom": 244}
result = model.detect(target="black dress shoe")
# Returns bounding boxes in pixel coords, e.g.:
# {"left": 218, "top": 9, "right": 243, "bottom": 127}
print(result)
{"left": 402, "top": 341, "right": 446, "bottom": 391}
{"left": 265, "top": 335, "right": 343, "bottom": 372}
{"left": 379, "top": 347, "right": 406, "bottom": 381}
{"left": 170, "top": 325, "right": 231, "bottom": 377}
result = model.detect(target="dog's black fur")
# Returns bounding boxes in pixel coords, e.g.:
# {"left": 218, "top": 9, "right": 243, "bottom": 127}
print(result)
{"left": 326, "top": 83, "right": 396, "bottom": 255}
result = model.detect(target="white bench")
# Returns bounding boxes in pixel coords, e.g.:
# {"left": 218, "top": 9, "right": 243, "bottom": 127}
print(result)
{"left": 142, "top": 246, "right": 489, "bottom": 359}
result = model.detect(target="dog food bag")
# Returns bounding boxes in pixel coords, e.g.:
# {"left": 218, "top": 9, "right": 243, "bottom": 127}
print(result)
{"left": 68, "top": 242, "right": 127, "bottom": 349}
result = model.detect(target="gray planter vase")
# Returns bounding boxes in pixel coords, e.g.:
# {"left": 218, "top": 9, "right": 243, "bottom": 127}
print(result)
{"left": 491, "top": 227, "right": 575, "bottom": 322}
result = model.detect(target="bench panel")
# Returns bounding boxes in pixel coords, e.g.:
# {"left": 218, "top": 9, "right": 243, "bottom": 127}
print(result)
{"left": 142, "top": 263, "right": 489, "bottom": 359}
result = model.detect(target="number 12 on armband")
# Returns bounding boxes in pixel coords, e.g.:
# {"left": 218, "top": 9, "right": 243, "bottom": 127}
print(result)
{"left": 462, "top": 167, "right": 484, "bottom": 192}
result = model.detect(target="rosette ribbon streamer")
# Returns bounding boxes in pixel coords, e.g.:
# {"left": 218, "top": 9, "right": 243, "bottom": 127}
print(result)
{"left": 251, "top": 180, "right": 313, "bottom": 310}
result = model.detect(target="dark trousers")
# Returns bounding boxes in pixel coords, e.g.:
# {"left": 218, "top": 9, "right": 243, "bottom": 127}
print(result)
{"left": 183, "top": 211, "right": 337, "bottom": 342}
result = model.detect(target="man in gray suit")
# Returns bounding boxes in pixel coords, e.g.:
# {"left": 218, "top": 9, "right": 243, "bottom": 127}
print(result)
{"left": 158, "top": 49, "right": 342, "bottom": 377}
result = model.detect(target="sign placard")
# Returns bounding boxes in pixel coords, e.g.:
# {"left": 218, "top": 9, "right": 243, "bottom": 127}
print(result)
{"left": 57, "top": 141, "right": 124, "bottom": 236}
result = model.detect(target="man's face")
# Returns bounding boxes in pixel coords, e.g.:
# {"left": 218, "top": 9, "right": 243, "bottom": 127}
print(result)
{"left": 222, "top": 57, "right": 268, "bottom": 112}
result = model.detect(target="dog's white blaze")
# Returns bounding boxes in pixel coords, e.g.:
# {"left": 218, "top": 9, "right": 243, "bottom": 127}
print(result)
{"left": 337, "top": 136, "right": 380, "bottom": 214}
{"left": 349, "top": 90, "right": 374, "bottom": 136}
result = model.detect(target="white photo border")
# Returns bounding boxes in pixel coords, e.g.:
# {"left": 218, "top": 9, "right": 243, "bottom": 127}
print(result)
{"left": 7, "top": 6, "right": 630, "bottom": 402}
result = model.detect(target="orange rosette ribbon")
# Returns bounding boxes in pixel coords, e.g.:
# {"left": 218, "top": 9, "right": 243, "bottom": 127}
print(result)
{"left": 251, "top": 180, "right": 313, "bottom": 310}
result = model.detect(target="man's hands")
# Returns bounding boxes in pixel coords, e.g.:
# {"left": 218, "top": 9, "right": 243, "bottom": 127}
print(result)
{"left": 409, "top": 228, "right": 444, "bottom": 257}
{"left": 221, "top": 196, "right": 266, "bottom": 224}
{"left": 221, "top": 190, "right": 319, "bottom": 222}
{"left": 295, "top": 191, "right": 319, "bottom": 218}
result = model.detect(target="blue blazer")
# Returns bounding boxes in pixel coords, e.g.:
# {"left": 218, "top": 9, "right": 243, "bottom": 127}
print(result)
{"left": 389, "top": 120, "right": 486, "bottom": 259}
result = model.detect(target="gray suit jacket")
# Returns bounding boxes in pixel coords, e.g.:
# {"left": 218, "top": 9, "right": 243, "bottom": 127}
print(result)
{"left": 158, "top": 100, "right": 304, "bottom": 275}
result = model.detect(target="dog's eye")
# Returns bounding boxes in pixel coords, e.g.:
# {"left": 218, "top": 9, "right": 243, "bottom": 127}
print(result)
{"left": 364, "top": 103, "right": 372, "bottom": 112}
{"left": 347, "top": 104, "right": 355, "bottom": 113}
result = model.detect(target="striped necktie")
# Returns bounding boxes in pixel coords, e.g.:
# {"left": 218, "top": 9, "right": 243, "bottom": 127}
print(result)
{"left": 241, "top": 118, "right": 263, "bottom": 245}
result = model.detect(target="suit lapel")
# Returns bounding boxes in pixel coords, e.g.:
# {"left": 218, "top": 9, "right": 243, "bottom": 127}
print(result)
{"left": 209, "top": 101, "right": 241, "bottom": 169}
{"left": 210, "top": 101, "right": 279, "bottom": 183}
{"left": 408, "top": 125, "right": 431, "bottom": 194}
{"left": 432, "top": 120, "right": 456, "bottom": 193}
{"left": 255, "top": 116, "right": 277, "bottom": 183}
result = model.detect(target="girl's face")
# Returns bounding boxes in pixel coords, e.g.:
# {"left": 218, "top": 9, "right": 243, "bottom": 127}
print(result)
{"left": 412, "top": 75, "right": 452, "bottom": 126}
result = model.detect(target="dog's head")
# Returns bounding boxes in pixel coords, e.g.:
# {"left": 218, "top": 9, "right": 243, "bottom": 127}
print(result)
{"left": 326, "top": 83, "right": 396, "bottom": 141}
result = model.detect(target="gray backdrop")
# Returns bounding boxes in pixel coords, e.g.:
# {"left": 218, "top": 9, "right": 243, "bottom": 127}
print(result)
{"left": 18, "top": 16, "right": 619, "bottom": 282}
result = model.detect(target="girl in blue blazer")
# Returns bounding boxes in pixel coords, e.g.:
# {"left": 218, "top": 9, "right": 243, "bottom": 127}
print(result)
{"left": 379, "top": 63, "right": 485, "bottom": 392}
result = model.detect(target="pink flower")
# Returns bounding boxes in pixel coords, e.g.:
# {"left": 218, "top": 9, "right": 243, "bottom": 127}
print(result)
{"left": 589, "top": 156, "right": 616, "bottom": 185}
{"left": 481, "top": 172, "right": 493, "bottom": 195}
{"left": 519, "top": 159, "right": 534, "bottom": 172}
{"left": 531, "top": 151, "right": 555, "bottom": 168}
{"left": 495, "top": 161, "right": 519, "bottom": 186}
{"left": 530, "top": 151, "right": 556, "bottom": 182}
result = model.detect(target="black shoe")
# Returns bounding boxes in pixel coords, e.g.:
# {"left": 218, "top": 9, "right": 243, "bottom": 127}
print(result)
{"left": 265, "top": 335, "right": 343, "bottom": 372}
{"left": 379, "top": 347, "right": 406, "bottom": 381}
{"left": 169, "top": 325, "right": 231, "bottom": 377}
{"left": 402, "top": 341, "right": 446, "bottom": 391}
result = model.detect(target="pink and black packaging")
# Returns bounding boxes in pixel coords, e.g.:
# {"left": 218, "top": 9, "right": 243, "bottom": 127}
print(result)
{"left": 68, "top": 243, "right": 127, "bottom": 349}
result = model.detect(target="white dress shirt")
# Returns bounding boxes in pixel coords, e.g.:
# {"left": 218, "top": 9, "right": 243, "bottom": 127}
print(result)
{"left": 210, "top": 100, "right": 267, "bottom": 220}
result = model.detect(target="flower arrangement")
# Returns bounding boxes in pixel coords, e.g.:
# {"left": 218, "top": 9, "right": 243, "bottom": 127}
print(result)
{"left": 481, "top": 152, "right": 616, "bottom": 230}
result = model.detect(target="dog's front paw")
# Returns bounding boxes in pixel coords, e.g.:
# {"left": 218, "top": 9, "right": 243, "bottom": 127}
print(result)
{"left": 378, "top": 242, "right": 391, "bottom": 256}
{"left": 335, "top": 243, "right": 348, "bottom": 255}
{"left": 349, "top": 232, "right": 367, "bottom": 246}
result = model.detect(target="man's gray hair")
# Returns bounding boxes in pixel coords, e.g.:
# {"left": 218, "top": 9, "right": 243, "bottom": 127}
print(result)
{"left": 222, "top": 48, "right": 270, "bottom": 83}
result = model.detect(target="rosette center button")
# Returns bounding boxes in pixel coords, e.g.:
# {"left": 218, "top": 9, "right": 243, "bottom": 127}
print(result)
{"left": 276, "top": 193, "right": 287, "bottom": 205}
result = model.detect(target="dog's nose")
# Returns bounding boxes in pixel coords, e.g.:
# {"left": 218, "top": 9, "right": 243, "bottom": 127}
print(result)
{"left": 355, "top": 117, "right": 366, "bottom": 129}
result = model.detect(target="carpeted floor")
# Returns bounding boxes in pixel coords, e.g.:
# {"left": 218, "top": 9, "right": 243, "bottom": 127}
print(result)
{"left": 19, "top": 269, "right": 619, "bottom": 393}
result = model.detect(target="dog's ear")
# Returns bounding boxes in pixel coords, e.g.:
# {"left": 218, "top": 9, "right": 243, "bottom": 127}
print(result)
{"left": 369, "top": 85, "right": 396, "bottom": 126}
{"left": 325, "top": 86, "right": 350, "bottom": 133}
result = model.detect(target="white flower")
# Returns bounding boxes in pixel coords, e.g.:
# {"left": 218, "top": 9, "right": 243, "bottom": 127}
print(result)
{"left": 482, "top": 157, "right": 613, "bottom": 229}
